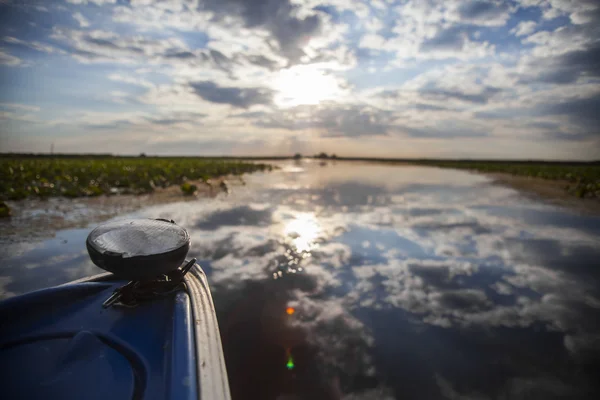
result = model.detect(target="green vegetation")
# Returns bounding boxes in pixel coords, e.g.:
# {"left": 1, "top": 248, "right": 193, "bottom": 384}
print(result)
{"left": 0, "top": 157, "right": 272, "bottom": 200}
{"left": 180, "top": 182, "right": 198, "bottom": 196}
{"left": 415, "top": 161, "right": 600, "bottom": 199}
{"left": 0, "top": 201, "right": 10, "bottom": 218}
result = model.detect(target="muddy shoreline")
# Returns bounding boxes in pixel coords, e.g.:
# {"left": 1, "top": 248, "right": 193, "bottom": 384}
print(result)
{"left": 0, "top": 176, "right": 238, "bottom": 245}
{"left": 485, "top": 172, "right": 600, "bottom": 215}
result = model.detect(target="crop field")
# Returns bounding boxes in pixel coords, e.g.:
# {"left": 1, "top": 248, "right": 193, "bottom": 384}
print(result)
{"left": 414, "top": 160, "right": 600, "bottom": 198}
{"left": 0, "top": 157, "right": 272, "bottom": 201}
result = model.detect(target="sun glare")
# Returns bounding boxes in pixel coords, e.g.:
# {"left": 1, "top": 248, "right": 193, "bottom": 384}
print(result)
{"left": 284, "top": 213, "right": 322, "bottom": 253}
{"left": 274, "top": 66, "right": 342, "bottom": 107}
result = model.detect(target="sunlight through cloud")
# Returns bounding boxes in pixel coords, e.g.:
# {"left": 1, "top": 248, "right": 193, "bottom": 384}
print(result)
{"left": 274, "top": 65, "right": 343, "bottom": 107}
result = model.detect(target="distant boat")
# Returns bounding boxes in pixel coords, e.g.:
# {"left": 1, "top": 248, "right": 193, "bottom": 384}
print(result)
{"left": 0, "top": 218, "right": 230, "bottom": 400}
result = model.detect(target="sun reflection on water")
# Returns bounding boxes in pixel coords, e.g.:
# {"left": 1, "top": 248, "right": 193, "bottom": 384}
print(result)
{"left": 284, "top": 213, "right": 322, "bottom": 253}
{"left": 272, "top": 214, "right": 321, "bottom": 280}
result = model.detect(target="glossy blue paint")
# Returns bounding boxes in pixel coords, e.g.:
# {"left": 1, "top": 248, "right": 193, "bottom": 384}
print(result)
{"left": 170, "top": 292, "right": 198, "bottom": 400}
{"left": 0, "top": 281, "right": 198, "bottom": 400}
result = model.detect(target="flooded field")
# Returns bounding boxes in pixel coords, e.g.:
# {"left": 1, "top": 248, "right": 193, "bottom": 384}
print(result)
{"left": 1, "top": 160, "right": 600, "bottom": 399}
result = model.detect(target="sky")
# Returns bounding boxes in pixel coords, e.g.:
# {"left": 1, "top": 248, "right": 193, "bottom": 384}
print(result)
{"left": 0, "top": 0, "right": 599, "bottom": 159}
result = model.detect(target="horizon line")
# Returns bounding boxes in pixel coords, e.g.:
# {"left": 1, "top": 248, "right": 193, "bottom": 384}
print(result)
{"left": 1, "top": 152, "right": 599, "bottom": 164}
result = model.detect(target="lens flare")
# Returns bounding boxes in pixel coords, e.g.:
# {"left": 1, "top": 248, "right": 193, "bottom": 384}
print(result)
{"left": 286, "top": 348, "right": 295, "bottom": 370}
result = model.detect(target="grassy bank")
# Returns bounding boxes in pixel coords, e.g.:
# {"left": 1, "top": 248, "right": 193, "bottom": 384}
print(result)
{"left": 412, "top": 161, "right": 600, "bottom": 199}
{"left": 0, "top": 157, "right": 272, "bottom": 200}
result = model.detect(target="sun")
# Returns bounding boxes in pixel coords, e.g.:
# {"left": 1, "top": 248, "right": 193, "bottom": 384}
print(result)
{"left": 273, "top": 65, "right": 342, "bottom": 107}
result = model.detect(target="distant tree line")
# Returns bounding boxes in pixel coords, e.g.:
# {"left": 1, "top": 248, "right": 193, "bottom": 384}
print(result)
{"left": 312, "top": 153, "right": 337, "bottom": 159}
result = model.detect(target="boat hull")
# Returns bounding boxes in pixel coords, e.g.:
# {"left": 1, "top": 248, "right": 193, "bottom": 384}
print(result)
{"left": 0, "top": 263, "right": 230, "bottom": 400}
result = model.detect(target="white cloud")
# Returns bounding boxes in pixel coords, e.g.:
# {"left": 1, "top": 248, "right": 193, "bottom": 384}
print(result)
{"left": 0, "top": 49, "right": 21, "bottom": 66}
{"left": 72, "top": 12, "right": 90, "bottom": 28}
{"left": 511, "top": 20, "right": 537, "bottom": 36}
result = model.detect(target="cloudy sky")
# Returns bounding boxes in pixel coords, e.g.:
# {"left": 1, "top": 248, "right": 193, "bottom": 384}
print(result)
{"left": 0, "top": 0, "right": 599, "bottom": 159}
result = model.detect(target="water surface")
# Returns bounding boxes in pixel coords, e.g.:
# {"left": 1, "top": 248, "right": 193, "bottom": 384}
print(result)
{"left": 2, "top": 160, "right": 600, "bottom": 399}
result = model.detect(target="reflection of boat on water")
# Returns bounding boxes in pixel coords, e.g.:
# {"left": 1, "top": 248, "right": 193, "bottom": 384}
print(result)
{"left": 0, "top": 218, "right": 230, "bottom": 400}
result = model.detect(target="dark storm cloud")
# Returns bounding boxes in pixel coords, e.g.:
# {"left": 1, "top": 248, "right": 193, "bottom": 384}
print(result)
{"left": 458, "top": 1, "right": 510, "bottom": 20}
{"left": 198, "top": 0, "right": 322, "bottom": 62}
{"left": 420, "top": 27, "right": 468, "bottom": 51}
{"left": 189, "top": 81, "right": 273, "bottom": 108}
